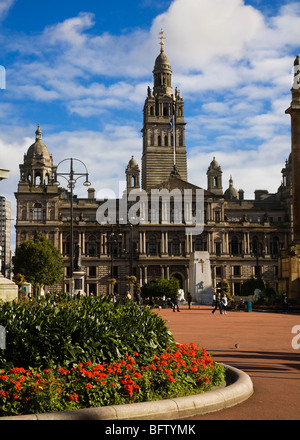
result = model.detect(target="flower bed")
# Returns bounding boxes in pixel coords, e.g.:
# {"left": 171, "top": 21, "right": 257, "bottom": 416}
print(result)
{"left": 0, "top": 343, "right": 225, "bottom": 417}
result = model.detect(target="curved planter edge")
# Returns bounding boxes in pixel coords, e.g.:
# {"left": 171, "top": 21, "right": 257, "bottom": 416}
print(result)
{"left": 0, "top": 365, "right": 253, "bottom": 420}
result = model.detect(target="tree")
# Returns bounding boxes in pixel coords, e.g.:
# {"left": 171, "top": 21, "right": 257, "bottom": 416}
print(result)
{"left": 12, "top": 235, "right": 64, "bottom": 296}
{"left": 141, "top": 277, "right": 180, "bottom": 299}
{"left": 241, "top": 277, "right": 265, "bottom": 296}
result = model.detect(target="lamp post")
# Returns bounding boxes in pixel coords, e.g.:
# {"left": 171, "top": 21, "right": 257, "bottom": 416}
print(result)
{"left": 54, "top": 158, "right": 91, "bottom": 296}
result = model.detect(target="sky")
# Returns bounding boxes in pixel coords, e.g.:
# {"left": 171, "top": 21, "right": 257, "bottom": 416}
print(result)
{"left": 0, "top": 0, "right": 299, "bottom": 249}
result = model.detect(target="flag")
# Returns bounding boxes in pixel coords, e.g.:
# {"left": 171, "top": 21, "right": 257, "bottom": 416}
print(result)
{"left": 169, "top": 117, "right": 173, "bottom": 134}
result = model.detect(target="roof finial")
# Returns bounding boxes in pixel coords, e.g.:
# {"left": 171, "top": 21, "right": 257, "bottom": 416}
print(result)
{"left": 158, "top": 28, "right": 166, "bottom": 52}
{"left": 35, "top": 124, "right": 42, "bottom": 140}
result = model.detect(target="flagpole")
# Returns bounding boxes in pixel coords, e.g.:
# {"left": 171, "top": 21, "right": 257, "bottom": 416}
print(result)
{"left": 173, "top": 100, "right": 176, "bottom": 166}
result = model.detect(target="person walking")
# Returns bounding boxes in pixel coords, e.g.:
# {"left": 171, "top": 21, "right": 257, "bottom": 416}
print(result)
{"left": 212, "top": 293, "right": 216, "bottom": 307}
{"left": 221, "top": 293, "right": 228, "bottom": 315}
{"left": 172, "top": 293, "right": 180, "bottom": 312}
{"left": 212, "top": 293, "right": 222, "bottom": 314}
{"left": 187, "top": 292, "right": 192, "bottom": 310}
{"left": 281, "top": 292, "right": 288, "bottom": 313}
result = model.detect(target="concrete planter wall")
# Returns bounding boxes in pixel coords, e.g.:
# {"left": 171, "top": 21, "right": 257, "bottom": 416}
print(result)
{"left": 0, "top": 365, "right": 253, "bottom": 420}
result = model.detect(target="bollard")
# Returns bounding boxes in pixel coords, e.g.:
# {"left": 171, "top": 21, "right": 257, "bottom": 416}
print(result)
{"left": 244, "top": 301, "right": 252, "bottom": 312}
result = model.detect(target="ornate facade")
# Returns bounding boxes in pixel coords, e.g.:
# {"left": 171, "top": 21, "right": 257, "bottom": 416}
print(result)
{"left": 15, "top": 39, "right": 295, "bottom": 298}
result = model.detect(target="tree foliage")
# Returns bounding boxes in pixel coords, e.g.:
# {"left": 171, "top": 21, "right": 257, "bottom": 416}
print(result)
{"left": 12, "top": 235, "right": 64, "bottom": 292}
{"left": 141, "top": 277, "right": 180, "bottom": 298}
{"left": 241, "top": 277, "right": 265, "bottom": 296}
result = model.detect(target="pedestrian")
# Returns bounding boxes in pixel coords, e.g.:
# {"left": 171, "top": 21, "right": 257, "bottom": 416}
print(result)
{"left": 221, "top": 294, "right": 228, "bottom": 315}
{"left": 281, "top": 292, "right": 288, "bottom": 313}
{"left": 126, "top": 290, "right": 132, "bottom": 303}
{"left": 212, "top": 293, "right": 216, "bottom": 307}
{"left": 187, "top": 292, "right": 192, "bottom": 310}
{"left": 172, "top": 293, "right": 180, "bottom": 312}
{"left": 136, "top": 291, "right": 141, "bottom": 306}
{"left": 212, "top": 293, "right": 222, "bottom": 314}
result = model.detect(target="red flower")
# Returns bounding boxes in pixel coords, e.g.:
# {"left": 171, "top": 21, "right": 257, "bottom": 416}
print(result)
{"left": 69, "top": 392, "right": 79, "bottom": 402}
{"left": 167, "top": 376, "right": 175, "bottom": 382}
{"left": 0, "top": 390, "right": 8, "bottom": 398}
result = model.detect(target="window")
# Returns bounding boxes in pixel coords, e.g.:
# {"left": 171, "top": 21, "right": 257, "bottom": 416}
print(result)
{"left": 216, "top": 266, "right": 222, "bottom": 277}
{"left": 195, "top": 237, "right": 202, "bottom": 251}
{"left": 234, "top": 283, "right": 241, "bottom": 295}
{"left": 34, "top": 203, "right": 42, "bottom": 221}
{"left": 254, "top": 265, "right": 261, "bottom": 277}
{"left": 271, "top": 237, "right": 280, "bottom": 255}
{"left": 215, "top": 211, "right": 221, "bottom": 223}
{"left": 87, "top": 237, "right": 97, "bottom": 257}
{"left": 233, "top": 266, "right": 241, "bottom": 276}
{"left": 89, "top": 266, "right": 97, "bottom": 277}
{"left": 231, "top": 236, "right": 239, "bottom": 255}
{"left": 172, "top": 236, "right": 180, "bottom": 255}
{"left": 149, "top": 235, "right": 156, "bottom": 255}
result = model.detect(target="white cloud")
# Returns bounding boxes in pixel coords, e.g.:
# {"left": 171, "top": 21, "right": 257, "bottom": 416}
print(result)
{"left": 0, "top": 0, "right": 16, "bottom": 22}
{"left": 151, "top": 0, "right": 265, "bottom": 70}
{"left": 0, "top": 0, "right": 299, "bottom": 227}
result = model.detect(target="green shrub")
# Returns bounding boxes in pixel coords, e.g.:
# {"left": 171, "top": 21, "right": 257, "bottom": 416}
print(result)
{"left": 141, "top": 277, "right": 180, "bottom": 299}
{"left": 0, "top": 295, "right": 176, "bottom": 370}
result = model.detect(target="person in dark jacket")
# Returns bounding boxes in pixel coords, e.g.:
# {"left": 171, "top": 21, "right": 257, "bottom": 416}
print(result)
{"left": 212, "top": 294, "right": 223, "bottom": 314}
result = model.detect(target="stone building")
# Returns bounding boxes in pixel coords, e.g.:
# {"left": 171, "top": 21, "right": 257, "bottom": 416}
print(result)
{"left": 15, "top": 38, "right": 295, "bottom": 298}
{"left": 278, "top": 55, "right": 300, "bottom": 300}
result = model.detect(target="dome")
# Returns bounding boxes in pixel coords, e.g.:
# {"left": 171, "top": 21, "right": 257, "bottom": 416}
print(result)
{"left": 208, "top": 157, "right": 221, "bottom": 171}
{"left": 154, "top": 50, "right": 171, "bottom": 70}
{"left": 126, "top": 155, "right": 140, "bottom": 171}
{"left": 25, "top": 125, "right": 52, "bottom": 165}
{"left": 224, "top": 176, "right": 239, "bottom": 200}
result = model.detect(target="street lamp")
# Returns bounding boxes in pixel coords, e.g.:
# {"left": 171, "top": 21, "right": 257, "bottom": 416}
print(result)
{"left": 54, "top": 158, "right": 91, "bottom": 296}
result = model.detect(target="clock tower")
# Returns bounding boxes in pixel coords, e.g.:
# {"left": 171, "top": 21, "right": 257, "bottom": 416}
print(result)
{"left": 141, "top": 30, "right": 188, "bottom": 189}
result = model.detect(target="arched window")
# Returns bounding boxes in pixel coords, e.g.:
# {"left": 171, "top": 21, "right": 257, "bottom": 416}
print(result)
{"left": 34, "top": 203, "right": 42, "bottom": 221}
{"left": 35, "top": 172, "right": 42, "bottom": 186}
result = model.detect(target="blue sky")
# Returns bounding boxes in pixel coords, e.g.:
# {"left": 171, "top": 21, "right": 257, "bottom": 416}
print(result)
{"left": 0, "top": 0, "right": 300, "bottom": 248}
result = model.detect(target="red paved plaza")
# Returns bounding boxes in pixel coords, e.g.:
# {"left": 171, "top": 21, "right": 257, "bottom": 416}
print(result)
{"left": 155, "top": 305, "right": 300, "bottom": 420}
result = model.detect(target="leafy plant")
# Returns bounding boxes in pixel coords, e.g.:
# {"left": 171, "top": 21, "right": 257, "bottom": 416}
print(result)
{"left": 0, "top": 296, "right": 176, "bottom": 370}
{"left": 0, "top": 344, "right": 226, "bottom": 417}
